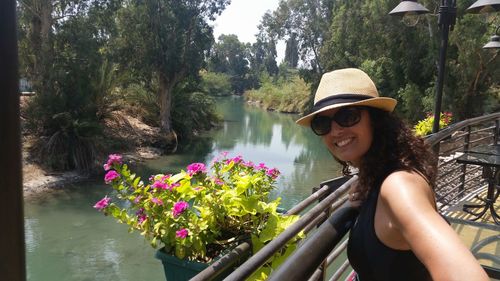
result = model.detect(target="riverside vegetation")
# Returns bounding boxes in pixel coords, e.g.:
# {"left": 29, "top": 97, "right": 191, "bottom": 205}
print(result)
{"left": 17, "top": 0, "right": 498, "bottom": 176}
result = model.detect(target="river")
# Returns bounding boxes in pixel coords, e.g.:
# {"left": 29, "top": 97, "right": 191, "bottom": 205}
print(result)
{"left": 24, "top": 96, "right": 343, "bottom": 281}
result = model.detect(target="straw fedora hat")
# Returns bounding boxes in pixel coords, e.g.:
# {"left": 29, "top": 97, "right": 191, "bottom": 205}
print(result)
{"left": 296, "top": 68, "right": 397, "bottom": 127}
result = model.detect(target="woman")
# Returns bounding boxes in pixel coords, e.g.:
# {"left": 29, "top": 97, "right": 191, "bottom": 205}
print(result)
{"left": 296, "top": 68, "right": 488, "bottom": 281}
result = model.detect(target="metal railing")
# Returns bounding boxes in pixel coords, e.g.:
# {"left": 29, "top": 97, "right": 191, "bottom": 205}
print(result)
{"left": 427, "top": 112, "right": 500, "bottom": 211}
{"left": 190, "top": 112, "right": 500, "bottom": 281}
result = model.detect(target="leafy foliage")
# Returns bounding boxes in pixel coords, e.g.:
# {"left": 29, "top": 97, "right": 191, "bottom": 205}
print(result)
{"left": 414, "top": 112, "right": 453, "bottom": 137}
{"left": 199, "top": 70, "right": 233, "bottom": 96}
{"left": 245, "top": 70, "right": 311, "bottom": 113}
{"left": 95, "top": 154, "right": 302, "bottom": 273}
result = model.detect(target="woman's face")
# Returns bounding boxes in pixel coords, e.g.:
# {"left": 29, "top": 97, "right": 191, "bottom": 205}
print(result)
{"left": 318, "top": 107, "right": 373, "bottom": 167}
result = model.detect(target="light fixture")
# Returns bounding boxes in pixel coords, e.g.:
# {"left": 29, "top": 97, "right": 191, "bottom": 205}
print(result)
{"left": 389, "top": 0, "right": 430, "bottom": 26}
{"left": 466, "top": 0, "right": 500, "bottom": 14}
{"left": 483, "top": 26, "right": 500, "bottom": 48}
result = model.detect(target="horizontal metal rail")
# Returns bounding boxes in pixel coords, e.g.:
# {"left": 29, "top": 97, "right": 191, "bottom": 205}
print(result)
{"left": 426, "top": 112, "right": 500, "bottom": 147}
{"left": 308, "top": 239, "right": 349, "bottom": 281}
{"left": 267, "top": 203, "right": 358, "bottom": 281}
{"left": 224, "top": 176, "right": 357, "bottom": 281}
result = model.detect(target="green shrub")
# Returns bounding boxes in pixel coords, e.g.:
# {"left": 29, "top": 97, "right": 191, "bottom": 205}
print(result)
{"left": 200, "top": 70, "right": 232, "bottom": 96}
{"left": 414, "top": 112, "right": 453, "bottom": 137}
{"left": 245, "top": 74, "right": 310, "bottom": 114}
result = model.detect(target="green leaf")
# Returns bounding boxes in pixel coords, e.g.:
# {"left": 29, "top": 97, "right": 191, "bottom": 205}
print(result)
{"left": 258, "top": 214, "right": 278, "bottom": 243}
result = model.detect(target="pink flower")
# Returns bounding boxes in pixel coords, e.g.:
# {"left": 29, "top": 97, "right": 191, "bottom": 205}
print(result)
{"left": 93, "top": 196, "right": 111, "bottom": 210}
{"left": 242, "top": 161, "right": 254, "bottom": 167}
{"left": 108, "top": 154, "right": 122, "bottom": 164}
{"left": 213, "top": 177, "right": 224, "bottom": 185}
{"left": 186, "top": 163, "right": 206, "bottom": 175}
{"left": 226, "top": 156, "right": 242, "bottom": 164}
{"left": 136, "top": 208, "right": 147, "bottom": 224}
{"left": 137, "top": 214, "right": 147, "bottom": 224}
{"left": 133, "top": 196, "right": 142, "bottom": 204}
{"left": 172, "top": 201, "right": 189, "bottom": 217}
{"left": 152, "top": 181, "right": 168, "bottom": 190}
{"left": 104, "top": 170, "right": 120, "bottom": 183}
{"left": 176, "top": 228, "right": 189, "bottom": 239}
{"left": 255, "top": 163, "right": 268, "bottom": 170}
{"left": 104, "top": 154, "right": 122, "bottom": 171}
{"left": 151, "top": 197, "right": 163, "bottom": 205}
{"left": 169, "top": 182, "right": 180, "bottom": 189}
{"left": 266, "top": 168, "right": 280, "bottom": 179}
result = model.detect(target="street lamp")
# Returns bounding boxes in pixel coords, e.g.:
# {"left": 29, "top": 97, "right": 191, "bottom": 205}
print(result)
{"left": 483, "top": 25, "right": 500, "bottom": 48}
{"left": 390, "top": 0, "right": 500, "bottom": 135}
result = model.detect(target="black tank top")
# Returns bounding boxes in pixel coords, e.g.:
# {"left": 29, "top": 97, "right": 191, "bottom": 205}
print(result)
{"left": 347, "top": 184, "right": 432, "bottom": 281}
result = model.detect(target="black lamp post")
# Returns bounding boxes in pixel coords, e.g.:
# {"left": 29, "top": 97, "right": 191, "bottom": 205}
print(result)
{"left": 390, "top": 0, "right": 500, "bottom": 134}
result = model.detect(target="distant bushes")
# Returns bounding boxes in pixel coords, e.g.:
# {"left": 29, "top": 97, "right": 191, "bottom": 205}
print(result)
{"left": 200, "top": 70, "right": 232, "bottom": 96}
{"left": 244, "top": 74, "right": 311, "bottom": 114}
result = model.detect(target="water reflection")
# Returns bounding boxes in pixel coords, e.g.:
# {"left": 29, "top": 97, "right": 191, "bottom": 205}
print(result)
{"left": 142, "top": 96, "right": 343, "bottom": 209}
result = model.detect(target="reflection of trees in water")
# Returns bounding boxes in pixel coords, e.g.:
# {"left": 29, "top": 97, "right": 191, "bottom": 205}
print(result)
{"left": 140, "top": 97, "right": 344, "bottom": 207}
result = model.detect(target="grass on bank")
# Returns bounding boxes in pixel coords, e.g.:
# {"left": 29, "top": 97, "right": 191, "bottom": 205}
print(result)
{"left": 245, "top": 75, "right": 311, "bottom": 114}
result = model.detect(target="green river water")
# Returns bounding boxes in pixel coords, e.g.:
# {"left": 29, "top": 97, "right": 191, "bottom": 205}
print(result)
{"left": 24, "top": 96, "right": 344, "bottom": 281}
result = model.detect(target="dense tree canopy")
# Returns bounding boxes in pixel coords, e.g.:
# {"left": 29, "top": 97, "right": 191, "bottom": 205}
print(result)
{"left": 16, "top": 0, "right": 499, "bottom": 171}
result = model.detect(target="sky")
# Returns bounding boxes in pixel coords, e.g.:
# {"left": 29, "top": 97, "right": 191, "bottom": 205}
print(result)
{"left": 212, "top": 0, "right": 285, "bottom": 63}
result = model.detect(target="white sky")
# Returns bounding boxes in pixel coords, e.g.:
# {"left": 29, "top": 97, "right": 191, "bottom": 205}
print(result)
{"left": 212, "top": 0, "right": 285, "bottom": 63}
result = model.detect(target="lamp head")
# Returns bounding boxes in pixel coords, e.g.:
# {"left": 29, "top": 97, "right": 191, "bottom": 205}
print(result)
{"left": 483, "top": 26, "right": 500, "bottom": 49}
{"left": 467, "top": 0, "right": 500, "bottom": 14}
{"left": 389, "top": 1, "right": 430, "bottom": 16}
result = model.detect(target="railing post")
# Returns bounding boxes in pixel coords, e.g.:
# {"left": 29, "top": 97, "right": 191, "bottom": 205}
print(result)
{"left": 494, "top": 119, "right": 499, "bottom": 144}
{"left": 458, "top": 125, "right": 471, "bottom": 193}
{"left": 0, "top": 1, "right": 26, "bottom": 280}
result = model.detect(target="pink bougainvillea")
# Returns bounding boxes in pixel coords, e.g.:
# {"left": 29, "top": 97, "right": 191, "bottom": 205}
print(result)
{"left": 93, "top": 196, "right": 111, "bottom": 210}
{"left": 172, "top": 201, "right": 189, "bottom": 217}
{"left": 176, "top": 228, "right": 189, "bottom": 239}
{"left": 104, "top": 170, "right": 120, "bottom": 183}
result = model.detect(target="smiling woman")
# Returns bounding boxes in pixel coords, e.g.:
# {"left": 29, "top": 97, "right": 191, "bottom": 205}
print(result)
{"left": 295, "top": 68, "right": 490, "bottom": 281}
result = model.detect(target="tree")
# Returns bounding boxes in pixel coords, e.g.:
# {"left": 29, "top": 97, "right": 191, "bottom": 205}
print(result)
{"left": 207, "top": 34, "right": 250, "bottom": 94}
{"left": 112, "top": 0, "right": 229, "bottom": 138}
{"left": 18, "top": 0, "right": 121, "bottom": 170}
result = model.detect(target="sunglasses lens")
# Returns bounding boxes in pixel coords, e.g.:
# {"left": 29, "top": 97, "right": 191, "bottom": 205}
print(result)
{"left": 311, "top": 115, "right": 331, "bottom": 136}
{"left": 335, "top": 108, "right": 362, "bottom": 127}
{"left": 310, "top": 107, "right": 363, "bottom": 136}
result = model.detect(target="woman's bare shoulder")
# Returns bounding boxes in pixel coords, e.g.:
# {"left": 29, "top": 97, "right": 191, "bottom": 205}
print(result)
{"left": 379, "top": 170, "right": 434, "bottom": 203}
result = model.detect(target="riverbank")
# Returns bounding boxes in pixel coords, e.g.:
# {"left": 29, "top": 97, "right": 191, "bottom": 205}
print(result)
{"left": 21, "top": 110, "right": 165, "bottom": 200}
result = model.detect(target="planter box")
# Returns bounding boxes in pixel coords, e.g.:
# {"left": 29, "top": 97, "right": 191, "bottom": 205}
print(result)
{"left": 155, "top": 248, "right": 240, "bottom": 281}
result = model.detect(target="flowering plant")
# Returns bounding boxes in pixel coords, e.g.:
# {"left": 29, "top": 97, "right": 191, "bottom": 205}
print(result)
{"left": 94, "top": 153, "right": 301, "bottom": 270}
{"left": 414, "top": 111, "right": 453, "bottom": 137}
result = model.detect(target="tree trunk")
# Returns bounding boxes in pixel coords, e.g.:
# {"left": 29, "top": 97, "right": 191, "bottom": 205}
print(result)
{"left": 27, "top": 0, "right": 53, "bottom": 94}
{"left": 159, "top": 72, "right": 173, "bottom": 135}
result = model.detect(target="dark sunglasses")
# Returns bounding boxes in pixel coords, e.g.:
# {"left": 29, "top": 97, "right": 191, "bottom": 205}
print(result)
{"left": 311, "top": 107, "right": 363, "bottom": 136}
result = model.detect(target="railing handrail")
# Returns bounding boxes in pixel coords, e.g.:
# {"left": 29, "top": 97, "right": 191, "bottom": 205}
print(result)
{"left": 425, "top": 112, "right": 500, "bottom": 147}
{"left": 267, "top": 203, "right": 357, "bottom": 281}
{"left": 222, "top": 176, "right": 357, "bottom": 281}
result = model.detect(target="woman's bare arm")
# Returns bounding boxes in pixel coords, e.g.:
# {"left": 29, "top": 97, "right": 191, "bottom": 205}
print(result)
{"left": 379, "top": 171, "right": 489, "bottom": 281}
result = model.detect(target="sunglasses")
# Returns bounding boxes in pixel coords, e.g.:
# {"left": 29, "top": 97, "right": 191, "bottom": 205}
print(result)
{"left": 311, "top": 107, "right": 364, "bottom": 136}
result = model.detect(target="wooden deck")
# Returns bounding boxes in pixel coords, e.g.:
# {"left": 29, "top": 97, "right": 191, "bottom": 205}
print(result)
{"left": 441, "top": 187, "right": 500, "bottom": 279}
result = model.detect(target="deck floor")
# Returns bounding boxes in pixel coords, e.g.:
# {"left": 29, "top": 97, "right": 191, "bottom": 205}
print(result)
{"left": 441, "top": 186, "right": 499, "bottom": 278}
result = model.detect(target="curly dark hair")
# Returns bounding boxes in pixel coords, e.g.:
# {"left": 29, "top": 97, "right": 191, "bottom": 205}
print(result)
{"left": 337, "top": 107, "right": 437, "bottom": 195}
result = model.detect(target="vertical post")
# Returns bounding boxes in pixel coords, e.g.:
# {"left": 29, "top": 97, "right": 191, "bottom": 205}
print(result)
{"left": 431, "top": 0, "right": 456, "bottom": 154}
{"left": 0, "top": 1, "right": 26, "bottom": 281}
{"left": 494, "top": 119, "right": 499, "bottom": 144}
{"left": 459, "top": 126, "right": 471, "bottom": 193}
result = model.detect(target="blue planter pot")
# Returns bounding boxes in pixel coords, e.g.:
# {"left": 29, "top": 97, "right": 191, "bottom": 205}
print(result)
{"left": 155, "top": 248, "right": 241, "bottom": 281}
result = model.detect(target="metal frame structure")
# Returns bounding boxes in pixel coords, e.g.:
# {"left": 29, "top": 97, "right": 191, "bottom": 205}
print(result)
{"left": 0, "top": 1, "right": 26, "bottom": 281}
